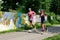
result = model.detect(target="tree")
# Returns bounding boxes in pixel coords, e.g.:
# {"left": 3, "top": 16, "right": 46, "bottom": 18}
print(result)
{"left": 0, "top": 0, "right": 2, "bottom": 11}
{"left": 50, "top": 0, "right": 60, "bottom": 15}
{"left": 25, "top": 0, "right": 40, "bottom": 13}
{"left": 1, "top": 0, "right": 22, "bottom": 11}
{"left": 57, "top": 0, "right": 60, "bottom": 15}
{"left": 44, "top": 0, "right": 52, "bottom": 12}
{"left": 1, "top": 0, "right": 59, "bottom": 15}
{"left": 16, "top": 0, "right": 41, "bottom": 13}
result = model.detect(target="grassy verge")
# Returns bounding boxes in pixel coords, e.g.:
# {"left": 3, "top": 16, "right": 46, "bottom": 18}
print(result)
{"left": 20, "top": 22, "right": 51, "bottom": 30}
{"left": 52, "top": 24, "right": 60, "bottom": 26}
{"left": 0, "top": 27, "right": 24, "bottom": 34}
{"left": 45, "top": 21, "right": 51, "bottom": 27}
{"left": 43, "top": 34, "right": 60, "bottom": 40}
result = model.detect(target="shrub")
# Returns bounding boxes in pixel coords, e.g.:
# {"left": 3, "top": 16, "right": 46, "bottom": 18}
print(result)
{"left": 44, "top": 34, "right": 60, "bottom": 40}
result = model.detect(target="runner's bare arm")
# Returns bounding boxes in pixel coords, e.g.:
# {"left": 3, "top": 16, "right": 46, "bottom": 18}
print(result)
{"left": 33, "top": 11, "right": 36, "bottom": 15}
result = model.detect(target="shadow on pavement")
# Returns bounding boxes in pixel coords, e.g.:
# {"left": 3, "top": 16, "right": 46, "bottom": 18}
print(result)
{"left": 37, "top": 26, "right": 60, "bottom": 33}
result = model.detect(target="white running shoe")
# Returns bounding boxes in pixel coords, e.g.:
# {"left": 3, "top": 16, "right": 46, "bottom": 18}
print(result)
{"left": 28, "top": 30, "right": 32, "bottom": 33}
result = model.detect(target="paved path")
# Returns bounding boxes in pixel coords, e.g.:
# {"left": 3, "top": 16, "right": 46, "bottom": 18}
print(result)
{"left": 0, "top": 26, "right": 60, "bottom": 40}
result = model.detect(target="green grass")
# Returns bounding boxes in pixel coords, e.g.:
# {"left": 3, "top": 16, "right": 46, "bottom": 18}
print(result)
{"left": 44, "top": 34, "right": 60, "bottom": 40}
{"left": 45, "top": 21, "right": 51, "bottom": 27}
{"left": 0, "top": 27, "right": 24, "bottom": 34}
{"left": 22, "top": 22, "right": 51, "bottom": 30}
{"left": 52, "top": 24, "right": 60, "bottom": 25}
{"left": 0, "top": 30, "right": 16, "bottom": 34}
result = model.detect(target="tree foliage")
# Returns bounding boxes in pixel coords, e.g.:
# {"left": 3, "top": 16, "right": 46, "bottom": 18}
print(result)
{"left": 1, "top": 0, "right": 60, "bottom": 15}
